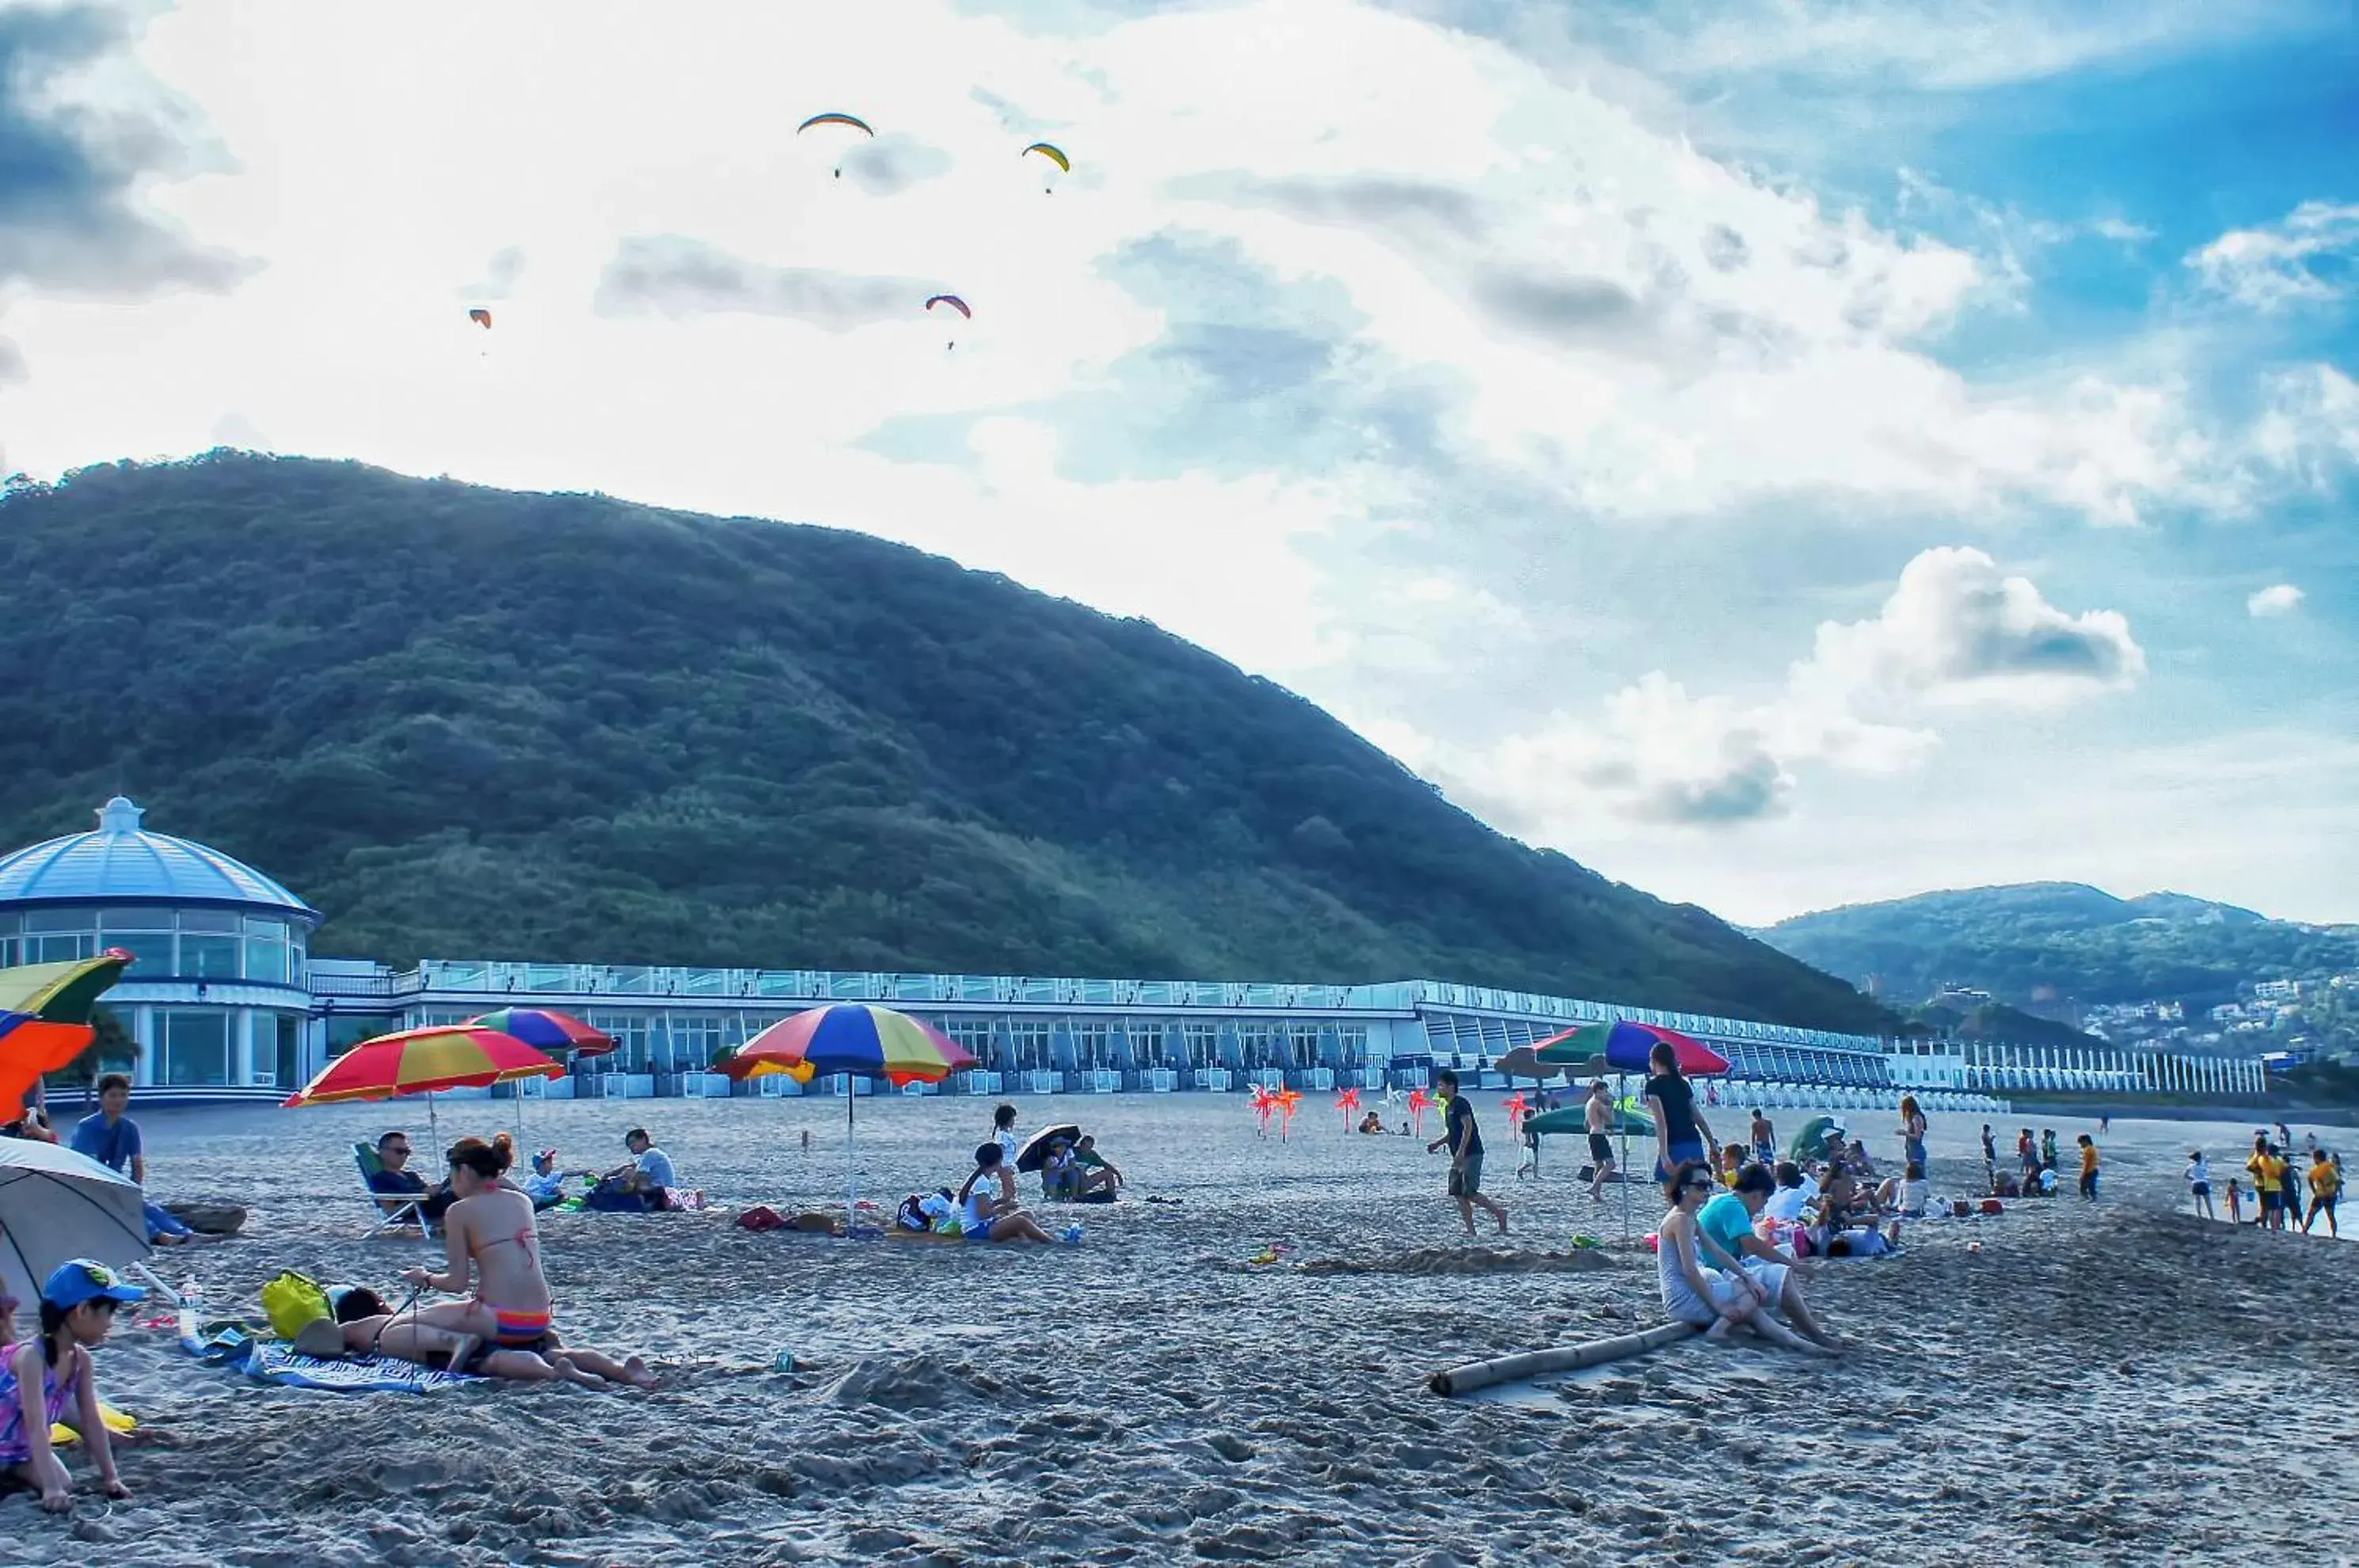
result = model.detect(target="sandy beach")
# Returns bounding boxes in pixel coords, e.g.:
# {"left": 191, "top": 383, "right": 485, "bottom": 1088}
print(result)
{"left": 11, "top": 1091, "right": 2357, "bottom": 1566}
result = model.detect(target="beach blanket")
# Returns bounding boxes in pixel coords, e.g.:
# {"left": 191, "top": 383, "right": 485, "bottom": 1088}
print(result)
{"left": 179, "top": 1313, "right": 480, "bottom": 1392}
{"left": 242, "top": 1341, "right": 481, "bottom": 1393}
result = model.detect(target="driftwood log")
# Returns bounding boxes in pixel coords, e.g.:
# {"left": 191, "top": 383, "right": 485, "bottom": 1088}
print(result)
{"left": 161, "top": 1199, "right": 248, "bottom": 1236}
{"left": 1427, "top": 1320, "right": 1699, "bottom": 1396}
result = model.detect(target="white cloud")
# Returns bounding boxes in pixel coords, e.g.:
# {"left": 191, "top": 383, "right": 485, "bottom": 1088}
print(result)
{"left": 2187, "top": 201, "right": 2359, "bottom": 313}
{"left": 1428, "top": 547, "right": 2142, "bottom": 831}
{"left": 2247, "top": 583, "right": 2304, "bottom": 617}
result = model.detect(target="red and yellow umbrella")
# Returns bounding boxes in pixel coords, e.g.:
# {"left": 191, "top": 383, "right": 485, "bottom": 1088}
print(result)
{"left": 0, "top": 950, "right": 134, "bottom": 1120}
{"left": 283, "top": 1025, "right": 564, "bottom": 1108}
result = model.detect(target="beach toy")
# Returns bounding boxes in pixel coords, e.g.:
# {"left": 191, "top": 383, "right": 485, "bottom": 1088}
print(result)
{"left": 1642, "top": 1231, "right": 1661, "bottom": 1254}
{"left": 1502, "top": 1091, "right": 1530, "bottom": 1134}
{"left": 1336, "top": 1086, "right": 1361, "bottom": 1132}
{"left": 1406, "top": 1087, "right": 1433, "bottom": 1138}
{"left": 51, "top": 1402, "right": 135, "bottom": 1447}
{"left": 1276, "top": 1087, "right": 1302, "bottom": 1141}
{"left": 1966, "top": 1242, "right": 1984, "bottom": 1254}
{"left": 1250, "top": 1084, "right": 1280, "bottom": 1136}
{"left": 772, "top": 1349, "right": 797, "bottom": 1372}
{"left": 1569, "top": 1234, "right": 1602, "bottom": 1250}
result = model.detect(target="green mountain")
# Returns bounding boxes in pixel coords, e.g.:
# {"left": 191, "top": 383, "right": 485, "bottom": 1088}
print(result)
{"left": 1758, "top": 882, "right": 2359, "bottom": 1010}
{"left": 0, "top": 453, "right": 1887, "bottom": 1033}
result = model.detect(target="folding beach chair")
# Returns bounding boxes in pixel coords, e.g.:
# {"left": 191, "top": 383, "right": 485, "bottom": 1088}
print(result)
{"left": 352, "top": 1141, "right": 429, "bottom": 1238}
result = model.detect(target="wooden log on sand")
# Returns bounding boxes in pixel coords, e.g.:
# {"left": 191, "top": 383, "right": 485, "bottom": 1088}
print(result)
{"left": 1426, "top": 1320, "right": 1700, "bottom": 1397}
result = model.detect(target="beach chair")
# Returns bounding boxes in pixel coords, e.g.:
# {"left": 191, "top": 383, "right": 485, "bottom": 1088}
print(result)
{"left": 352, "top": 1141, "right": 429, "bottom": 1237}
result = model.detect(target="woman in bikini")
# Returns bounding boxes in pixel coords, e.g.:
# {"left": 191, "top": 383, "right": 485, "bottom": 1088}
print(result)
{"left": 358, "top": 1136, "right": 655, "bottom": 1388}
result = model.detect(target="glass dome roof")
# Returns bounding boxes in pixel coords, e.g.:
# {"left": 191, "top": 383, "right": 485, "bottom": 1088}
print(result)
{"left": 0, "top": 797, "right": 318, "bottom": 923}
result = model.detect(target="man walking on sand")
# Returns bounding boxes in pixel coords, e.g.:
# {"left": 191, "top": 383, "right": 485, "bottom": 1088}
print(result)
{"left": 1427, "top": 1070, "right": 1508, "bottom": 1239}
{"left": 1585, "top": 1079, "right": 1619, "bottom": 1202}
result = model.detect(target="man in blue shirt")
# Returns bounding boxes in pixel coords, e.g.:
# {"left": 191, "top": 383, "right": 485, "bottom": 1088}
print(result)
{"left": 70, "top": 1073, "right": 196, "bottom": 1245}
{"left": 1696, "top": 1163, "right": 1840, "bottom": 1349}
{"left": 1425, "top": 1070, "right": 1508, "bottom": 1239}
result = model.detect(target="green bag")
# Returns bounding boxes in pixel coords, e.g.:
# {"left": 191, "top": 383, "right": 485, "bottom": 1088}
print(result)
{"left": 261, "top": 1270, "right": 332, "bottom": 1340}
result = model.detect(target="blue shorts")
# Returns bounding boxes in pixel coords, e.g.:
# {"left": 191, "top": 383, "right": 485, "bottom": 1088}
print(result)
{"left": 1656, "top": 1142, "right": 1706, "bottom": 1183}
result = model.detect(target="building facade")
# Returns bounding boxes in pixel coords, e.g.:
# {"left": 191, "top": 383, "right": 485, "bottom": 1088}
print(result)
{"left": 0, "top": 799, "right": 2271, "bottom": 1107}
{"left": 0, "top": 798, "right": 318, "bottom": 1090}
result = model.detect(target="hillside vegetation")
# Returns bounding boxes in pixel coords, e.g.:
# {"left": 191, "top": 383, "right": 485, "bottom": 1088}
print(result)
{"left": 1760, "top": 882, "right": 2357, "bottom": 1009}
{"left": 0, "top": 453, "right": 1889, "bottom": 1033}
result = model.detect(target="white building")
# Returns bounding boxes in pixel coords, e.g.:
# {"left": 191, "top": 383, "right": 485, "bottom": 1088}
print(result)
{"left": 0, "top": 797, "right": 318, "bottom": 1090}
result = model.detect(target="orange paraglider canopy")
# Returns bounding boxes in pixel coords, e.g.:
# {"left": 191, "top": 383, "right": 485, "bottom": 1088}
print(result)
{"left": 0, "top": 950, "right": 134, "bottom": 1120}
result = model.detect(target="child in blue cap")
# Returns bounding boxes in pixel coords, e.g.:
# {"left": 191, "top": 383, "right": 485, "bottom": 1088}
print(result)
{"left": 1, "top": 1259, "right": 140, "bottom": 1511}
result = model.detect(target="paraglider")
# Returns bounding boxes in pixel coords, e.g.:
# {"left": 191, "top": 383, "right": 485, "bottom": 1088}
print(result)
{"left": 797, "top": 112, "right": 874, "bottom": 178}
{"left": 925, "top": 292, "right": 971, "bottom": 350}
{"left": 467, "top": 307, "right": 493, "bottom": 329}
{"left": 1022, "top": 141, "right": 1070, "bottom": 192}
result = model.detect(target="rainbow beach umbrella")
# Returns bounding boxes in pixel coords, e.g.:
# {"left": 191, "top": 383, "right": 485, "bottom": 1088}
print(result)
{"left": 725, "top": 1004, "right": 976, "bottom": 1232}
{"left": 1535, "top": 1020, "right": 1729, "bottom": 1077}
{"left": 283, "top": 1024, "right": 565, "bottom": 1147}
{"left": 467, "top": 1007, "right": 616, "bottom": 1060}
{"left": 0, "top": 950, "right": 134, "bottom": 1121}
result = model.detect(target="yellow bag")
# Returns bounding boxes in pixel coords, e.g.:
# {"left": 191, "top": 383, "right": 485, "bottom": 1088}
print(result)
{"left": 261, "top": 1270, "right": 331, "bottom": 1339}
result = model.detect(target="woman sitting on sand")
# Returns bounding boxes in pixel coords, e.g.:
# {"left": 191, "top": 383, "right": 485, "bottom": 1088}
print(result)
{"left": 352, "top": 1136, "right": 655, "bottom": 1387}
{"left": 957, "top": 1142, "right": 1056, "bottom": 1243}
{"left": 1656, "top": 1161, "right": 1826, "bottom": 1355}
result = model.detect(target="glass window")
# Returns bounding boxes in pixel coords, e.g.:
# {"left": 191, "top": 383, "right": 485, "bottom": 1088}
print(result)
{"left": 162, "top": 1010, "right": 230, "bottom": 1087}
{"left": 25, "top": 908, "right": 93, "bottom": 933}
{"left": 242, "top": 915, "right": 287, "bottom": 938}
{"left": 101, "top": 907, "right": 173, "bottom": 931}
{"left": 272, "top": 1014, "right": 302, "bottom": 1088}
{"left": 32, "top": 932, "right": 95, "bottom": 963}
{"left": 177, "top": 908, "right": 241, "bottom": 933}
{"left": 245, "top": 937, "right": 289, "bottom": 984}
{"left": 182, "top": 934, "right": 242, "bottom": 978}
{"left": 105, "top": 933, "right": 176, "bottom": 976}
{"left": 0, "top": 937, "right": 14, "bottom": 966}
{"left": 0, "top": 912, "right": 17, "bottom": 934}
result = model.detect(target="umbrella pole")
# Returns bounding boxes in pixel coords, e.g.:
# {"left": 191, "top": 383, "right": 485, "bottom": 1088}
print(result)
{"left": 844, "top": 1079, "right": 858, "bottom": 1234}
{"left": 1618, "top": 1072, "right": 1632, "bottom": 1250}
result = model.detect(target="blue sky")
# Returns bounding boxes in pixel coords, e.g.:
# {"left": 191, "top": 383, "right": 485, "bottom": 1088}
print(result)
{"left": 2, "top": 0, "right": 2353, "bottom": 926}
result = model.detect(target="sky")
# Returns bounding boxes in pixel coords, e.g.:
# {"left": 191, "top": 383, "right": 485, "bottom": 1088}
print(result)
{"left": 2, "top": 0, "right": 2356, "bottom": 928}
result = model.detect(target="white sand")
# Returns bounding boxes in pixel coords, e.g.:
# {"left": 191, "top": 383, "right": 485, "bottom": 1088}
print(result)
{"left": 10, "top": 1093, "right": 2357, "bottom": 1565}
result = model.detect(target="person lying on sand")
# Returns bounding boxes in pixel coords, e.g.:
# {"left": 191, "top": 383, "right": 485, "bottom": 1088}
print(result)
{"left": 1656, "top": 1162, "right": 1828, "bottom": 1357}
{"left": 327, "top": 1308, "right": 654, "bottom": 1390}
{"left": 957, "top": 1143, "right": 1056, "bottom": 1243}
{"left": 373, "top": 1136, "right": 656, "bottom": 1387}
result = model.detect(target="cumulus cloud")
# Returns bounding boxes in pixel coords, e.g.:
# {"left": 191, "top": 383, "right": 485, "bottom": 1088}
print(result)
{"left": 0, "top": 336, "right": 24, "bottom": 386}
{"left": 2187, "top": 201, "right": 2359, "bottom": 313}
{"left": 0, "top": 1, "right": 253, "bottom": 295}
{"left": 460, "top": 245, "right": 527, "bottom": 302}
{"left": 592, "top": 236, "right": 934, "bottom": 330}
{"left": 2247, "top": 583, "right": 2304, "bottom": 617}
{"left": 838, "top": 132, "right": 953, "bottom": 196}
{"left": 1432, "top": 548, "right": 2143, "bottom": 829}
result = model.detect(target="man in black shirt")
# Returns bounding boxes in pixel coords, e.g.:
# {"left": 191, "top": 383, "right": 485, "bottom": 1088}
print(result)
{"left": 1426, "top": 1070, "right": 1509, "bottom": 1239}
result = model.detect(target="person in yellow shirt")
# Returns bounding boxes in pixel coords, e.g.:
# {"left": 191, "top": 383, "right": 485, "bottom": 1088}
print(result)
{"left": 2303, "top": 1150, "right": 2341, "bottom": 1239}
{"left": 2076, "top": 1134, "right": 2100, "bottom": 1201}
{"left": 2247, "top": 1137, "right": 2286, "bottom": 1231}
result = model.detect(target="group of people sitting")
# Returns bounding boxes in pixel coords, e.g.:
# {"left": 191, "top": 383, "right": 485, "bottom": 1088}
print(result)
{"left": 327, "top": 1131, "right": 658, "bottom": 1387}
{"left": 890, "top": 1104, "right": 1115, "bottom": 1242}
{"left": 365, "top": 1125, "right": 682, "bottom": 1224}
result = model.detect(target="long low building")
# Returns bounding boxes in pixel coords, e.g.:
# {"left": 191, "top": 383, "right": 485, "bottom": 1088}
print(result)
{"left": 1, "top": 798, "right": 2268, "bottom": 1109}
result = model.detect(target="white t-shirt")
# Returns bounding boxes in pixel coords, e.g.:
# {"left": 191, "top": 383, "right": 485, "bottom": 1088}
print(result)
{"left": 2188, "top": 1156, "right": 2210, "bottom": 1188}
{"left": 1764, "top": 1186, "right": 1810, "bottom": 1223}
{"left": 995, "top": 1129, "right": 1021, "bottom": 1164}
{"left": 1898, "top": 1177, "right": 1930, "bottom": 1212}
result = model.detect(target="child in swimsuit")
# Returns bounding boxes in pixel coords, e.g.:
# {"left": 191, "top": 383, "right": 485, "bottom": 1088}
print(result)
{"left": 2, "top": 1261, "right": 139, "bottom": 1512}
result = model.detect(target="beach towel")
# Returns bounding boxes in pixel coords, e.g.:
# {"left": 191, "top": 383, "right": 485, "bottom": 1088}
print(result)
{"left": 242, "top": 1341, "right": 481, "bottom": 1393}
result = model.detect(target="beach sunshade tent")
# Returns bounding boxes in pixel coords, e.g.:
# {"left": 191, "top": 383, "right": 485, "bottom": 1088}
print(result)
{"left": 0, "top": 1139, "right": 150, "bottom": 1310}
{"left": 1522, "top": 1106, "right": 1655, "bottom": 1140}
{"left": 1016, "top": 1124, "right": 1083, "bottom": 1174}
{"left": 466, "top": 1008, "right": 615, "bottom": 1060}
{"left": 0, "top": 950, "right": 134, "bottom": 1119}
{"left": 1534, "top": 1022, "right": 1730, "bottom": 1077}
{"left": 1787, "top": 1115, "right": 1846, "bottom": 1165}
{"left": 282, "top": 1024, "right": 565, "bottom": 1145}
{"left": 725, "top": 1003, "right": 976, "bottom": 1231}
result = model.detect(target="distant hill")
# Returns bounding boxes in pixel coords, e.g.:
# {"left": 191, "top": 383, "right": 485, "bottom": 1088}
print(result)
{"left": 1759, "top": 882, "right": 2359, "bottom": 1010}
{"left": 0, "top": 453, "right": 1889, "bottom": 1033}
